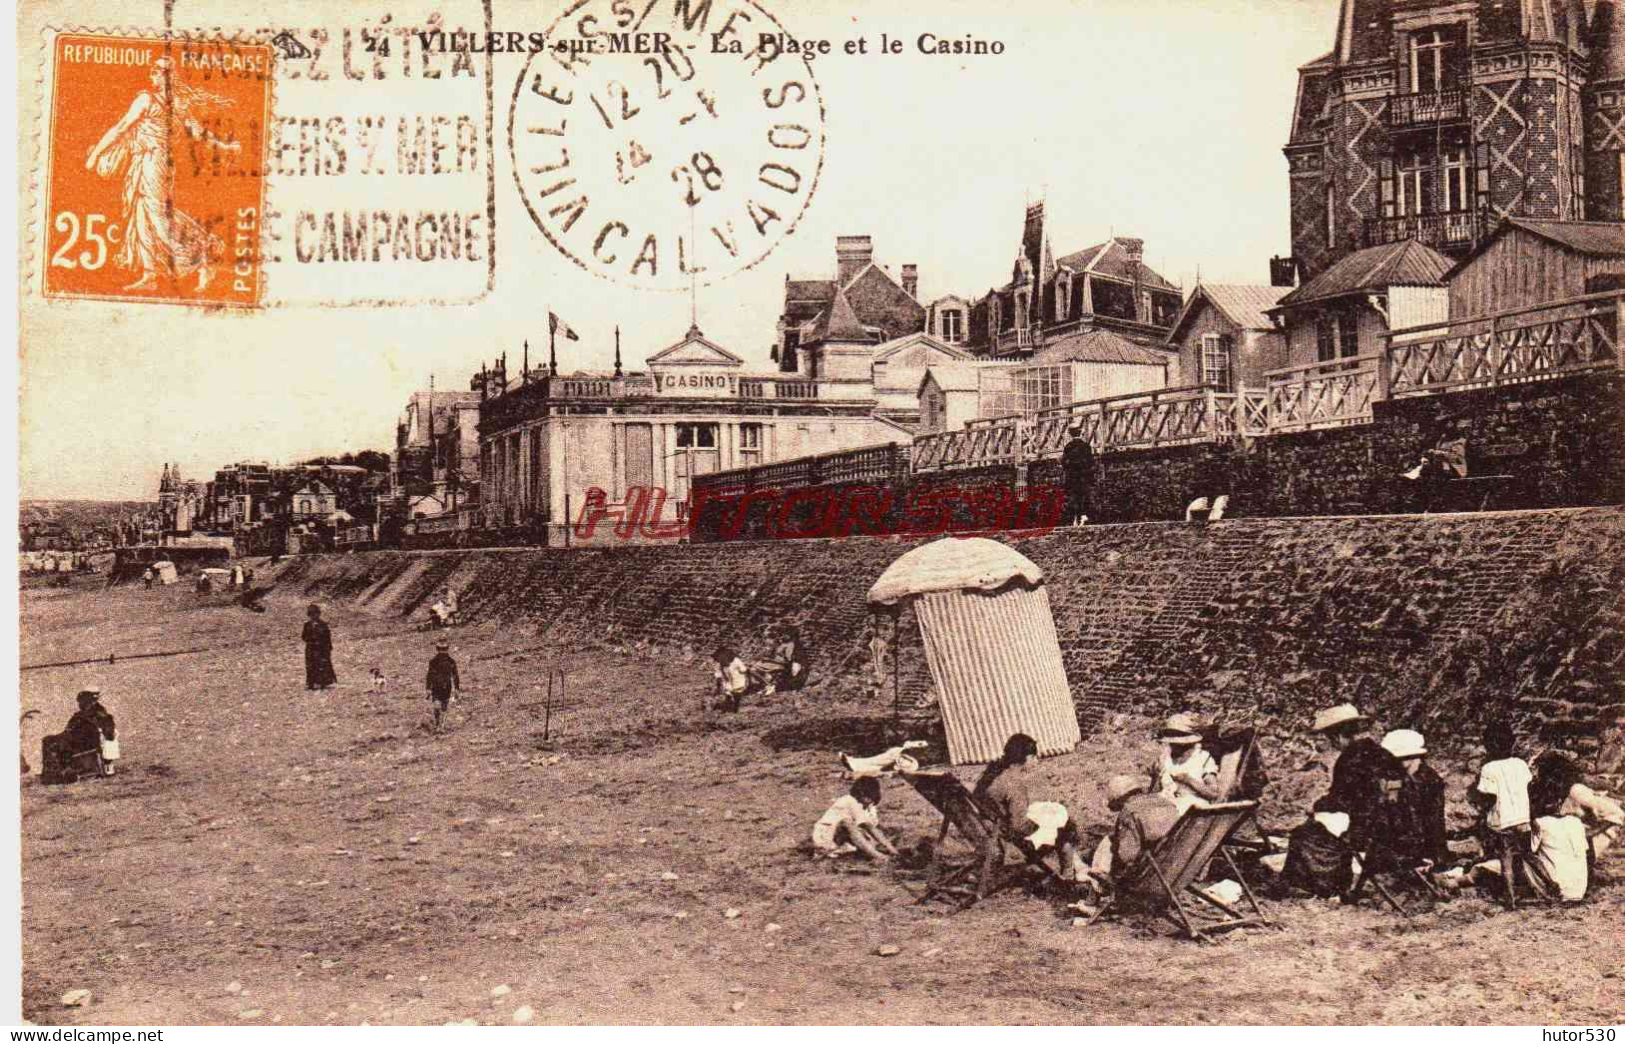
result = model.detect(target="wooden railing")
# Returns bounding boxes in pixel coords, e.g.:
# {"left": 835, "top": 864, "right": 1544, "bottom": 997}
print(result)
{"left": 1383, "top": 291, "right": 1625, "bottom": 398}
{"left": 913, "top": 385, "right": 1268, "bottom": 471}
{"left": 1265, "top": 355, "right": 1382, "bottom": 432}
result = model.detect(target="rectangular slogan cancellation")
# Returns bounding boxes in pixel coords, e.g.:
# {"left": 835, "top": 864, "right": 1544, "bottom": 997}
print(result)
{"left": 42, "top": 34, "right": 273, "bottom": 308}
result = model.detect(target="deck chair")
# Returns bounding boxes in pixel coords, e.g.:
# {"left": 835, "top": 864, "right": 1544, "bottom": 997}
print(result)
{"left": 1212, "top": 729, "right": 1271, "bottom": 863}
{"left": 1085, "top": 800, "right": 1270, "bottom": 942}
{"left": 900, "top": 769, "right": 1068, "bottom": 909}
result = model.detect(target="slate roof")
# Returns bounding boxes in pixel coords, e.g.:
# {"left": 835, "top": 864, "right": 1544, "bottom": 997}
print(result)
{"left": 783, "top": 279, "right": 836, "bottom": 326}
{"left": 1273, "top": 239, "right": 1453, "bottom": 312}
{"left": 1055, "top": 239, "right": 1180, "bottom": 291}
{"left": 1169, "top": 284, "right": 1288, "bottom": 340}
{"left": 1029, "top": 329, "right": 1174, "bottom": 367}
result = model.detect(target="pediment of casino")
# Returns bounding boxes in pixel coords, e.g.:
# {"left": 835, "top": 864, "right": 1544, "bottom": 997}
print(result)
{"left": 645, "top": 325, "right": 745, "bottom": 368}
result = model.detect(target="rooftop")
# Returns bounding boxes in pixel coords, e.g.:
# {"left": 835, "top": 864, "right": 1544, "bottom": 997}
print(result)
{"left": 1274, "top": 239, "right": 1453, "bottom": 312}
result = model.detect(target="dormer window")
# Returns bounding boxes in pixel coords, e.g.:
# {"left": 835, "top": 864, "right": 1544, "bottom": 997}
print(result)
{"left": 940, "top": 308, "right": 964, "bottom": 344}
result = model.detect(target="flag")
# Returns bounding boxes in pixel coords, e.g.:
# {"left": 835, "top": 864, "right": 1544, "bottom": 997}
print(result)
{"left": 549, "top": 312, "right": 580, "bottom": 342}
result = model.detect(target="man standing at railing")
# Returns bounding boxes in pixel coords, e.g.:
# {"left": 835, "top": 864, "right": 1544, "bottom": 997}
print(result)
{"left": 1061, "top": 426, "right": 1094, "bottom": 527}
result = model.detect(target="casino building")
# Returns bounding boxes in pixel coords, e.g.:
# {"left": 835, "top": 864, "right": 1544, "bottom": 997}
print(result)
{"left": 475, "top": 324, "right": 918, "bottom": 539}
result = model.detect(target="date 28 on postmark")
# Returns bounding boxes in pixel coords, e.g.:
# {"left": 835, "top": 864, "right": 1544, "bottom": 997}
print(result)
{"left": 42, "top": 33, "right": 273, "bottom": 308}
{"left": 509, "top": 0, "right": 826, "bottom": 292}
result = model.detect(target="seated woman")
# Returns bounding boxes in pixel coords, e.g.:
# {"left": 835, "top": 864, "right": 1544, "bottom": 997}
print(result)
{"left": 1381, "top": 729, "right": 1449, "bottom": 868}
{"left": 41, "top": 689, "right": 117, "bottom": 783}
{"left": 970, "top": 733, "right": 1042, "bottom": 897}
{"left": 1153, "top": 714, "right": 1221, "bottom": 814}
{"left": 1529, "top": 787, "right": 1590, "bottom": 904}
{"left": 756, "top": 625, "right": 809, "bottom": 695}
{"left": 1279, "top": 797, "right": 1356, "bottom": 898}
{"left": 1083, "top": 775, "right": 1180, "bottom": 894}
{"left": 429, "top": 587, "right": 460, "bottom": 628}
{"left": 1532, "top": 750, "right": 1624, "bottom": 861}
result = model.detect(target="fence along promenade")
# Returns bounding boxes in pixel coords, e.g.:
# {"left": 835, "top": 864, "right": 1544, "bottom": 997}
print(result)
{"left": 689, "top": 290, "right": 1625, "bottom": 492}
{"left": 907, "top": 289, "right": 1625, "bottom": 473}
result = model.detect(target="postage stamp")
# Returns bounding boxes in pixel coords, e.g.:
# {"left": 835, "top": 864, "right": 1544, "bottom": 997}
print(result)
{"left": 41, "top": 33, "right": 274, "bottom": 308}
{"left": 510, "top": 0, "right": 826, "bottom": 292}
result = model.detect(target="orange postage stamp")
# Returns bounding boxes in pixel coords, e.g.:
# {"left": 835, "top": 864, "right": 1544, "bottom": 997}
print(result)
{"left": 42, "top": 34, "right": 273, "bottom": 308}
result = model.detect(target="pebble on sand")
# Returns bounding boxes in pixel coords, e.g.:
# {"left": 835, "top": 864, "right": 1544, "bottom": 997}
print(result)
{"left": 512, "top": 1005, "right": 535, "bottom": 1023}
{"left": 724, "top": 908, "right": 741, "bottom": 919}
{"left": 59, "top": 990, "right": 92, "bottom": 1008}
{"left": 660, "top": 871, "right": 680, "bottom": 881}
{"left": 876, "top": 945, "right": 901, "bottom": 957}
{"left": 225, "top": 981, "right": 243, "bottom": 995}
{"left": 490, "top": 985, "right": 512, "bottom": 999}
{"left": 237, "top": 1009, "right": 264, "bottom": 1020}
{"left": 730, "top": 1000, "right": 746, "bottom": 1013}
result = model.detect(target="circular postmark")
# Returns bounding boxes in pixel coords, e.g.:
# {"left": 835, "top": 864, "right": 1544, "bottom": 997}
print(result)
{"left": 509, "top": 0, "right": 825, "bottom": 291}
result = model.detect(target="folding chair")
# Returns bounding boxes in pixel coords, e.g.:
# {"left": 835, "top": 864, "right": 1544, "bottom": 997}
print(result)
{"left": 1085, "top": 800, "right": 1270, "bottom": 942}
{"left": 1342, "top": 837, "right": 1444, "bottom": 916}
{"left": 900, "top": 769, "right": 1068, "bottom": 910}
{"left": 1213, "top": 730, "right": 1268, "bottom": 843}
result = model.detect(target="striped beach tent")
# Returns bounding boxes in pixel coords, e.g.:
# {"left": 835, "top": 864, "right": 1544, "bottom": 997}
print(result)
{"left": 868, "top": 537, "right": 1079, "bottom": 765}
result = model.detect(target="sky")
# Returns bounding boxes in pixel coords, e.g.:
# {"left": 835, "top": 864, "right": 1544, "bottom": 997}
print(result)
{"left": 18, "top": 0, "right": 1341, "bottom": 500}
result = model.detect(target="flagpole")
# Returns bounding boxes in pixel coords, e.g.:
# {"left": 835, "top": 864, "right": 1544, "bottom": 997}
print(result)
{"left": 522, "top": 339, "right": 529, "bottom": 384}
{"left": 614, "top": 326, "right": 623, "bottom": 378}
{"left": 549, "top": 322, "right": 558, "bottom": 376}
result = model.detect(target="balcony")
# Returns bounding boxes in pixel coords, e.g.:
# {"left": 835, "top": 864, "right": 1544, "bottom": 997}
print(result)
{"left": 1385, "top": 89, "right": 1468, "bottom": 131}
{"left": 994, "top": 327, "right": 1039, "bottom": 354}
{"left": 1364, "top": 208, "right": 1488, "bottom": 252}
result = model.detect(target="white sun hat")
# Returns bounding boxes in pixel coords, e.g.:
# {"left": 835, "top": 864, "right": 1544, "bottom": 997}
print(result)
{"left": 1381, "top": 729, "right": 1427, "bottom": 760}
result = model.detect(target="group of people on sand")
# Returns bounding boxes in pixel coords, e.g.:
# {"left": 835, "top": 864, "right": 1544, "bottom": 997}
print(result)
{"left": 302, "top": 603, "right": 465, "bottom": 730}
{"left": 1285, "top": 704, "right": 1620, "bottom": 907}
{"left": 810, "top": 701, "right": 1621, "bottom": 914}
{"left": 709, "top": 625, "right": 809, "bottom": 712}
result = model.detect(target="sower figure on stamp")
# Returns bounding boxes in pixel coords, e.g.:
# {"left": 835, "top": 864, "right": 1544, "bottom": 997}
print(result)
{"left": 84, "top": 57, "right": 240, "bottom": 292}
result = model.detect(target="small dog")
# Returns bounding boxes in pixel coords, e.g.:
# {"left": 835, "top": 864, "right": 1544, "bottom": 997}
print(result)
{"left": 370, "top": 668, "right": 387, "bottom": 693}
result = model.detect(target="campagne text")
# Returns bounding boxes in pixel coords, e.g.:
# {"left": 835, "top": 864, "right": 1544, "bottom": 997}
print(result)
{"left": 416, "top": 29, "right": 1005, "bottom": 57}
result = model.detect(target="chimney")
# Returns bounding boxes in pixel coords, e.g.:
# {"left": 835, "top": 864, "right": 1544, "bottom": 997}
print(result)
{"left": 835, "top": 235, "right": 873, "bottom": 286}
{"left": 901, "top": 264, "right": 918, "bottom": 300}
{"left": 1118, "top": 237, "right": 1145, "bottom": 321}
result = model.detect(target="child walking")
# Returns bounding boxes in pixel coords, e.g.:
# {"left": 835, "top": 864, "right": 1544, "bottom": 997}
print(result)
{"left": 425, "top": 639, "right": 461, "bottom": 730}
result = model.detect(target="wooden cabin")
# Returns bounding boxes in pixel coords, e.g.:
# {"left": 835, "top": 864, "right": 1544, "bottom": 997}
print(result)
{"left": 1446, "top": 219, "right": 1625, "bottom": 317}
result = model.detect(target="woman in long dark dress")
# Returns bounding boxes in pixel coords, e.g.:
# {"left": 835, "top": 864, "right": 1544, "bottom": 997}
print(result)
{"left": 302, "top": 604, "right": 337, "bottom": 690}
